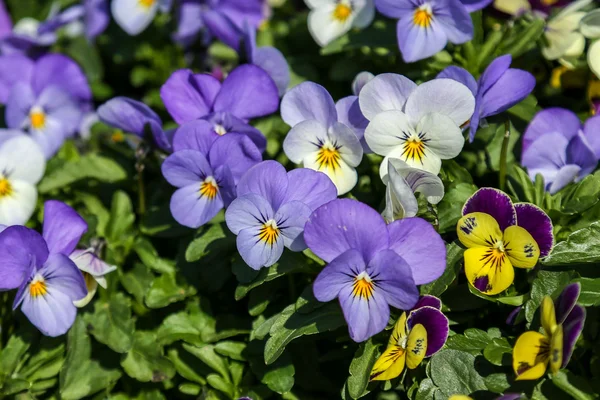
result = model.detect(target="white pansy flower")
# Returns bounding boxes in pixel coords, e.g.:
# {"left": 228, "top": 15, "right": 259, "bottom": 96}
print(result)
{"left": 305, "top": 0, "right": 375, "bottom": 46}
{"left": 112, "top": 0, "right": 170, "bottom": 36}
{"left": 71, "top": 248, "right": 117, "bottom": 308}
{"left": 541, "top": 0, "right": 594, "bottom": 62}
{"left": 581, "top": 9, "right": 600, "bottom": 78}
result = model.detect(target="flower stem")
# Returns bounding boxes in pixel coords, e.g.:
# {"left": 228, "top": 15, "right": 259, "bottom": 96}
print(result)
{"left": 499, "top": 120, "right": 511, "bottom": 191}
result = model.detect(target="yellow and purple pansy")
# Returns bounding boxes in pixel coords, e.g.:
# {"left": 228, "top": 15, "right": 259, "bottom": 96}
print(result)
{"left": 456, "top": 188, "right": 554, "bottom": 295}
{"left": 370, "top": 295, "right": 448, "bottom": 381}
{"left": 513, "top": 283, "right": 586, "bottom": 380}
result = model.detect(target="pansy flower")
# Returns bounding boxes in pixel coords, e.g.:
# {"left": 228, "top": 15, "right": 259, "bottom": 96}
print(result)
{"left": 281, "top": 82, "right": 364, "bottom": 195}
{"left": 0, "top": 6, "right": 59, "bottom": 55}
{"left": 162, "top": 133, "right": 262, "bottom": 228}
{"left": 382, "top": 159, "right": 444, "bottom": 223}
{"left": 225, "top": 161, "right": 337, "bottom": 269}
{"left": 38, "top": 0, "right": 110, "bottom": 41}
{"left": 457, "top": 188, "right": 554, "bottom": 295}
{"left": 361, "top": 74, "right": 474, "bottom": 177}
{"left": 161, "top": 64, "right": 279, "bottom": 153}
{"left": 307, "top": 199, "right": 446, "bottom": 342}
{"left": 370, "top": 296, "right": 449, "bottom": 381}
{"left": 522, "top": 108, "right": 599, "bottom": 194}
{"left": 305, "top": 0, "right": 375, "bottom": 47}
{"left": 336, "top": 71, "right": 374, "bottom": 152}
{"left": 98, "top": 97, "right": 172, "bottom": 151}
{"left": 374, "top": 0, "right": 473, "bottom": 63}
{"left": 0, "top": 134, "right": 45, "bottom": 226}
{"left": 70, "top": 249, "right": 117, "bottom": 308}
{"left": 111, "top": 0, "right": 171, "bottom": 36}
{"left": 513, "top": 283, "right": 585, "bottom": 380}
{"left": 540, "top": 0, "right": 590, "bottom": 62}
{"left": 438, "top": 55, "right": 536, "bottom": 142}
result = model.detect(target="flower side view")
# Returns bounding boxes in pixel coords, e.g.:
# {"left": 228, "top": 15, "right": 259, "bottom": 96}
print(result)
{"left": 336, "top": 71, "right": 374, "bottom": 152}
{"left": 305, "top": 0, "right": 375, "bottom": 47}
{"left": 513, "top": 283, "right": 585, "bottom": 380}
{"left": 370, "top": 295, "right": 449, "bottom": 381}
{"left": 306, "top": 199, "right": 446, "bottom": 342}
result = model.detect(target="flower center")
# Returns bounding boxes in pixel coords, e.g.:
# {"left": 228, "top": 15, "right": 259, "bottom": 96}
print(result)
{"left": 541, "top": 0, "right": 558, "bottom": 5}
{"left": 199, "top": 176, "right": 219, "bottom": 200}
{"left": 214, "top": 124, "right": 227, "bottom": 136}
{"left": 111, "top": 130, "right": 125, "bottom": 143}
{"left": 258, "top": 219, "right": 280, "bottom": 246}
{"left": 29, "top": 107, "right": 46, "bottom": 130}
{"left": 402, "top": 136, "right": 427, "bottom": 163}
{"left": 316, "top": 143, "right": 342, "bottom": 171}
{"left": 413, "top": 4, "right": 433, "bottom": 28}
{"left": 139, "top": 0, "right": 155, "bottom": 8}
{"left": 29, "top": 274, "right": 47, "bottom": 298}
{"left": 352, "top": 271, "right": 374, "bottom": 300}
{"left": 332, "top": 3, "right": 352, "bottom": 22}
{"left": 0, "top": 178, "right": 13, "bottom": 198}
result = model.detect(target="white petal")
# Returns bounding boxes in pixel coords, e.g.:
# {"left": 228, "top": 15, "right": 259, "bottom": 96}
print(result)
{"left": 358, "top": 74, "right": 417, "bottom": 120}
{"left": 492, "top": 0, "right": 530, "bottom": 15}
{"left": 330, "top": 122, "right": 363, "bottom": 167}
{"left": 382, "top": 160, "right": 418, "bottom": 222}
{"left": 283, "top": 119, "right": 328, "bottom": 164}
{"left": 307, "top": 5, "right": 353, "bottom": 47}
{"left": 0, "top": 136, "right": 45, "bottom": 184}
{"left": 380, "top": 146, "right": 442, "bottom": 178}
{"left": 417, "top": 113, "right": 465, "bottom": 159}
{"left": 111, "top": 0, "right": 157, "bottom": 36}
{"left": 304, "top": 0, "right": 335, "bottom": 8}
{"left": 0, "top": 180, "right": 37, "bottom": 226}
{"left": 543, "top": 30, "right": 585, "bottom": 60}
{"left": 73, "top": 277, "right": 98, "bottom": 308}
{"left": 404, "top": 79, "right": 475, "bottom": 126}
{"left": 589, "top": 40, "right": 600, "bottom": 79}
{"left": 352, "top": 0, "right": 375, "bottom": 29}
{"left": 364, "top": 110, "right": 414, "bottom": 156}
{"left": 389, "top": 159, "right": 445, "bottom": 204}
{"left": 580, "top": 9, "right": 600, "bottom": 39}
{"left": 352, "top": 71, "right": 375, "bottom": 96}
{"left": 303, "top": 152, "right": 357, "bottom": 195}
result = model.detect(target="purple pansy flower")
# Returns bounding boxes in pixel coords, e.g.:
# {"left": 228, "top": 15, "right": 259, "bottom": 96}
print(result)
{"left": 438, "top": 54, "right": 536, "bottom": 142}
{"left": 0, "top": 5, "right": 59, "bottom": 56}
{"left": 98, "top": 97, "right": 172, "bottom": 151}
{"left": 161, "top": 64, "right": 279, "bottom": 153}
{"left": 374, "top": 0, "right": 474, "bottom": 63}
{"left": 460, "top": 0, "right": 493, "bottom": 11}
{"left": 173, "top": 0, "right": 265, "bottom": 49}
{"left": 306, "top": 199, "right": 446, "bottom": 342}
{"left": 0, "top": 0, "right": 12, "bottom": 40}
{"left": 39, "top": 0, "right": 109, "bottom": 41}
{"left": 162, "top": 133, "right": 262, "bottom": 228}
{"left": 225, "top": 161, "right": 337, "bottom": 270}
{"left": 336, "top": 71, "right": 373, "bottom": 152}
{"left": 241, "top": 22, "right": 290, "bottom": 96}
{"left": 522, "top": 108, "right": 600, "bottom": 194}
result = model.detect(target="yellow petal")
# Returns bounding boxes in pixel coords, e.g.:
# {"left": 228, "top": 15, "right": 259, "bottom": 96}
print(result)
{"left": 370, "top": 345, "right": 406, "bottom": 381}
{"left": 406, "top": 323, "right": 427, "bottom": 369}
{"left": 504, "top": 225, "right": 540, "bottom": 269}
{"left": 457, "top": 212, "right": 503, "bottom": 249}
{"left": 464, "top": 247, "right": 515, "bottom": 295}
{"left": 448, "top": 396, "right": 473, "bottom": 400}
{"left": 541, "top": 296, "right": 557, "bottom": 337}
{"left": 550, "top": 324, "right": 563, "bottom": 375}
{"left": 388, "top": 312, "right": 408, "bottom": 347}
{"left": 513, "top": 331, "right": 550, "bottom": 381}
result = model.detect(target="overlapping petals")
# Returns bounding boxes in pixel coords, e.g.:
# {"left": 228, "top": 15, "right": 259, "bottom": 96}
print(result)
{"left": 305, "top": 0, "right": 375, "bottom": 47}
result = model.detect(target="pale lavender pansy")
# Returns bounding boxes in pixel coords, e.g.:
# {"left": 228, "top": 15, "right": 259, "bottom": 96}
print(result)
{"left": 281, "top": 81, "right": 364, "bottom": 195}
{"left": 336, "top": 71, "right": 374, "bottom": 152}
{"left": 375, "top": 0, "right": 474, "bottom": 63}
{"left": 161, "top": 64, "right": 279, "bottom": 153}
{"left": 522, "top": 108, "right": 599, "bottom": 194}
{"left": 438, "top": 54, "right": 536, "bottom": 142}
{"left": 225, "top": 161, "right": 337, "bottom": 269}
{"left": 305, "top": 0, "right": 375, "bottom": 47}
{"left": 307, "top": 198, "right": 446, "bottom": 342}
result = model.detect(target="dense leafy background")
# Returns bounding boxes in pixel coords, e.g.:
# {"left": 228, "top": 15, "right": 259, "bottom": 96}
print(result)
{"left": 1, "top": 0, "right": 600, "bottom": 399}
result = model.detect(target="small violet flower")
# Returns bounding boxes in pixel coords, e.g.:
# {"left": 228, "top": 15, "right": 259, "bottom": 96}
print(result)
{"left": 513, "top": 283, "right": 585, "bottom": 380}
{"left": 0, "top": 5, "right": 59, "bottom": 55}
{"left": 162, "top": 133, "right": 262, "bottom": 228}
{"left": 0, "top": 133, "right": 45, "bottom": 226}
{"left": 360, "top": 74, "right": 475, "bottom": 177}
{"left": 438, "top": 55, "right": 536, "bottom": 142}
{"left": 370, "top": 296, "right": 449, "bottom": 381}
{"left": 521, "top": 108, "right": 600, "bottom": 194}
{"left": 38, "top": 0, "right": 110, "bottom": 41}
{"left": 382, "top": 158, "right": 444, "bottom": 223}
{"left": 281, "top": 81, "right": 364, "bottom": 195}
{"left": 161, "top": 64, "right": 279, "bottom": 153}
{"left": 305, "top": 0, "right": 375, "bottom": 47}
{"left": 374, "top": 0, "right": 474, "bottom": 63}
{"left": 307, "top": 198, "right": 447, "bottom": 342}
{"left": 225, "top": 161, "right": 337, "bottom": 270}
{"left": 457, "top": 188, "right": 554, "bottom": 295}
{"left": 112, "top": 0, "right": 171, "bottom": 36}
{"left": 336, "top": 71, "right": 374, "bottom": 152}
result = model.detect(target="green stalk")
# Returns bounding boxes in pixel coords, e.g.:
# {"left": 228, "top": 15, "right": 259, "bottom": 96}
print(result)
{"left": 499, "top": 120, "right": 511, "bottom": 191}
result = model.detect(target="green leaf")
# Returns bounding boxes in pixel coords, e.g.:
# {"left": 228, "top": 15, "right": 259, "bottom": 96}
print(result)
{"left": 420, "top": 242, "right": 464, "bottom": 297}
{"left": 59, "top": 317, "right": 121, "bottom": 400}
{"left": 437, "top": 183, "right": 478, "bottom": 233}
{"left": 185, "top": 222, "right": 236, "bottom": 262}
{"left": 179, "top": 383, "right": 201, "bottom": 396}
{"left": 106, "top": 191, "right": 136, "bottom": 244}
{"left": 525, "top": 270, "right": 577, "bottom": 323}
{"left": 445, "top": 328, "right": 493, "bottom": 354}
{"left": 542, "top": 222, "right": 600, "bottom": 266}
{"left": 145, "top": 273, "right": 197, "bottom": 309}
{"left": 560, "top": 172, "right": 600, "bottom": 214}
{"left": 507, "top": 165, "right": 536, "bottom": 204}
{"left": 551, "top": 371, "right": 595, "bottom": 400}
{"left": 483, "top": 338, "right": 512, "bottom": 366}
{"left": 257, "top": 350, "right": 295, "bottom": 395}
{"left": 157, "top": 310, "right": 205, "bottom": 347}
{"left": 574, "top": 277, "right": 600, "bottom": 306}
{"left": 320, "top": 20, "right": 397, "bottom": 55}
{"left": 264, "top": 303, "right": 345, "bottom": 364}
{"left": 167, "top": 347, "right": 207, "bottom": 385}
{"left": 121, "top": 331, "right": 175, "bottom": 383}
{"left": 1, "top": 378, "right": 31, "bottom": 396}
{"left": 206, "top": 373, "right": 234, "bottom": 397}
{"left": 345, "top": 339, "right": 378, "bottom": 399}
{"left": 214, "top": 341, "right": 247, "bottom": 362}
{"left": 134, "top": 237, "right": 176, "bottom": 274}
{"left": 182, "top": 344, "right": 231, "bottom": 382}
{"left": 84, "top": 292, "right": 135, "bottom": 353}
{"left": 416, "top": 378, "right": 441, "bottom": 400}
{"left": 429, "top": 349, "right": 487, "bottom": 397}
{"left": 38, "top": 154, "right": 127, "bottom": 193}
{"left": 484, "top": 373, "right": 511, "bottom": 393}
{"left": 120, "top": 263, "right": 154, "bottom": 305}
{"left": 0, "top": 331, "right": 32, "bottom": 377}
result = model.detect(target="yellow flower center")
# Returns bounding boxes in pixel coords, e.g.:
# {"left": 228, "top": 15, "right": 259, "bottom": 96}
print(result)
{"left": 0, "top": 178, "right": 13, "bottom": 198}
{"left": 352, "top": 272, "right": 374, "bottom": 300}
{"left": 30, "top": 108, "right": 46, "bottom": 130}
{"left": 413, "top": 5, "right": 433, "bottom": 28}
{"left": 29, "top": 275, "right": 47, "bottom": 298}
{"left": 332, "top": 3, "right": 352, "bottom": 22}
{"left": 402, "top": 138, "right": 426, "bottom": 163}
{"left": 199, "top": 177, "right": 219, "bottom": 200}
{"left": 214, "top": 124, "right": 227, "bottom": 136}
{"left": 139, "top": 0, "right": 155, "bottom": 8}
{"left": 316, "top": 143, "right": 342, "bottom": 171}
{"left": 111, "top": 130, "right": 125, "bottom": 143}
{"left": 258, "top": 219, "right": 279, "bottom": 246}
